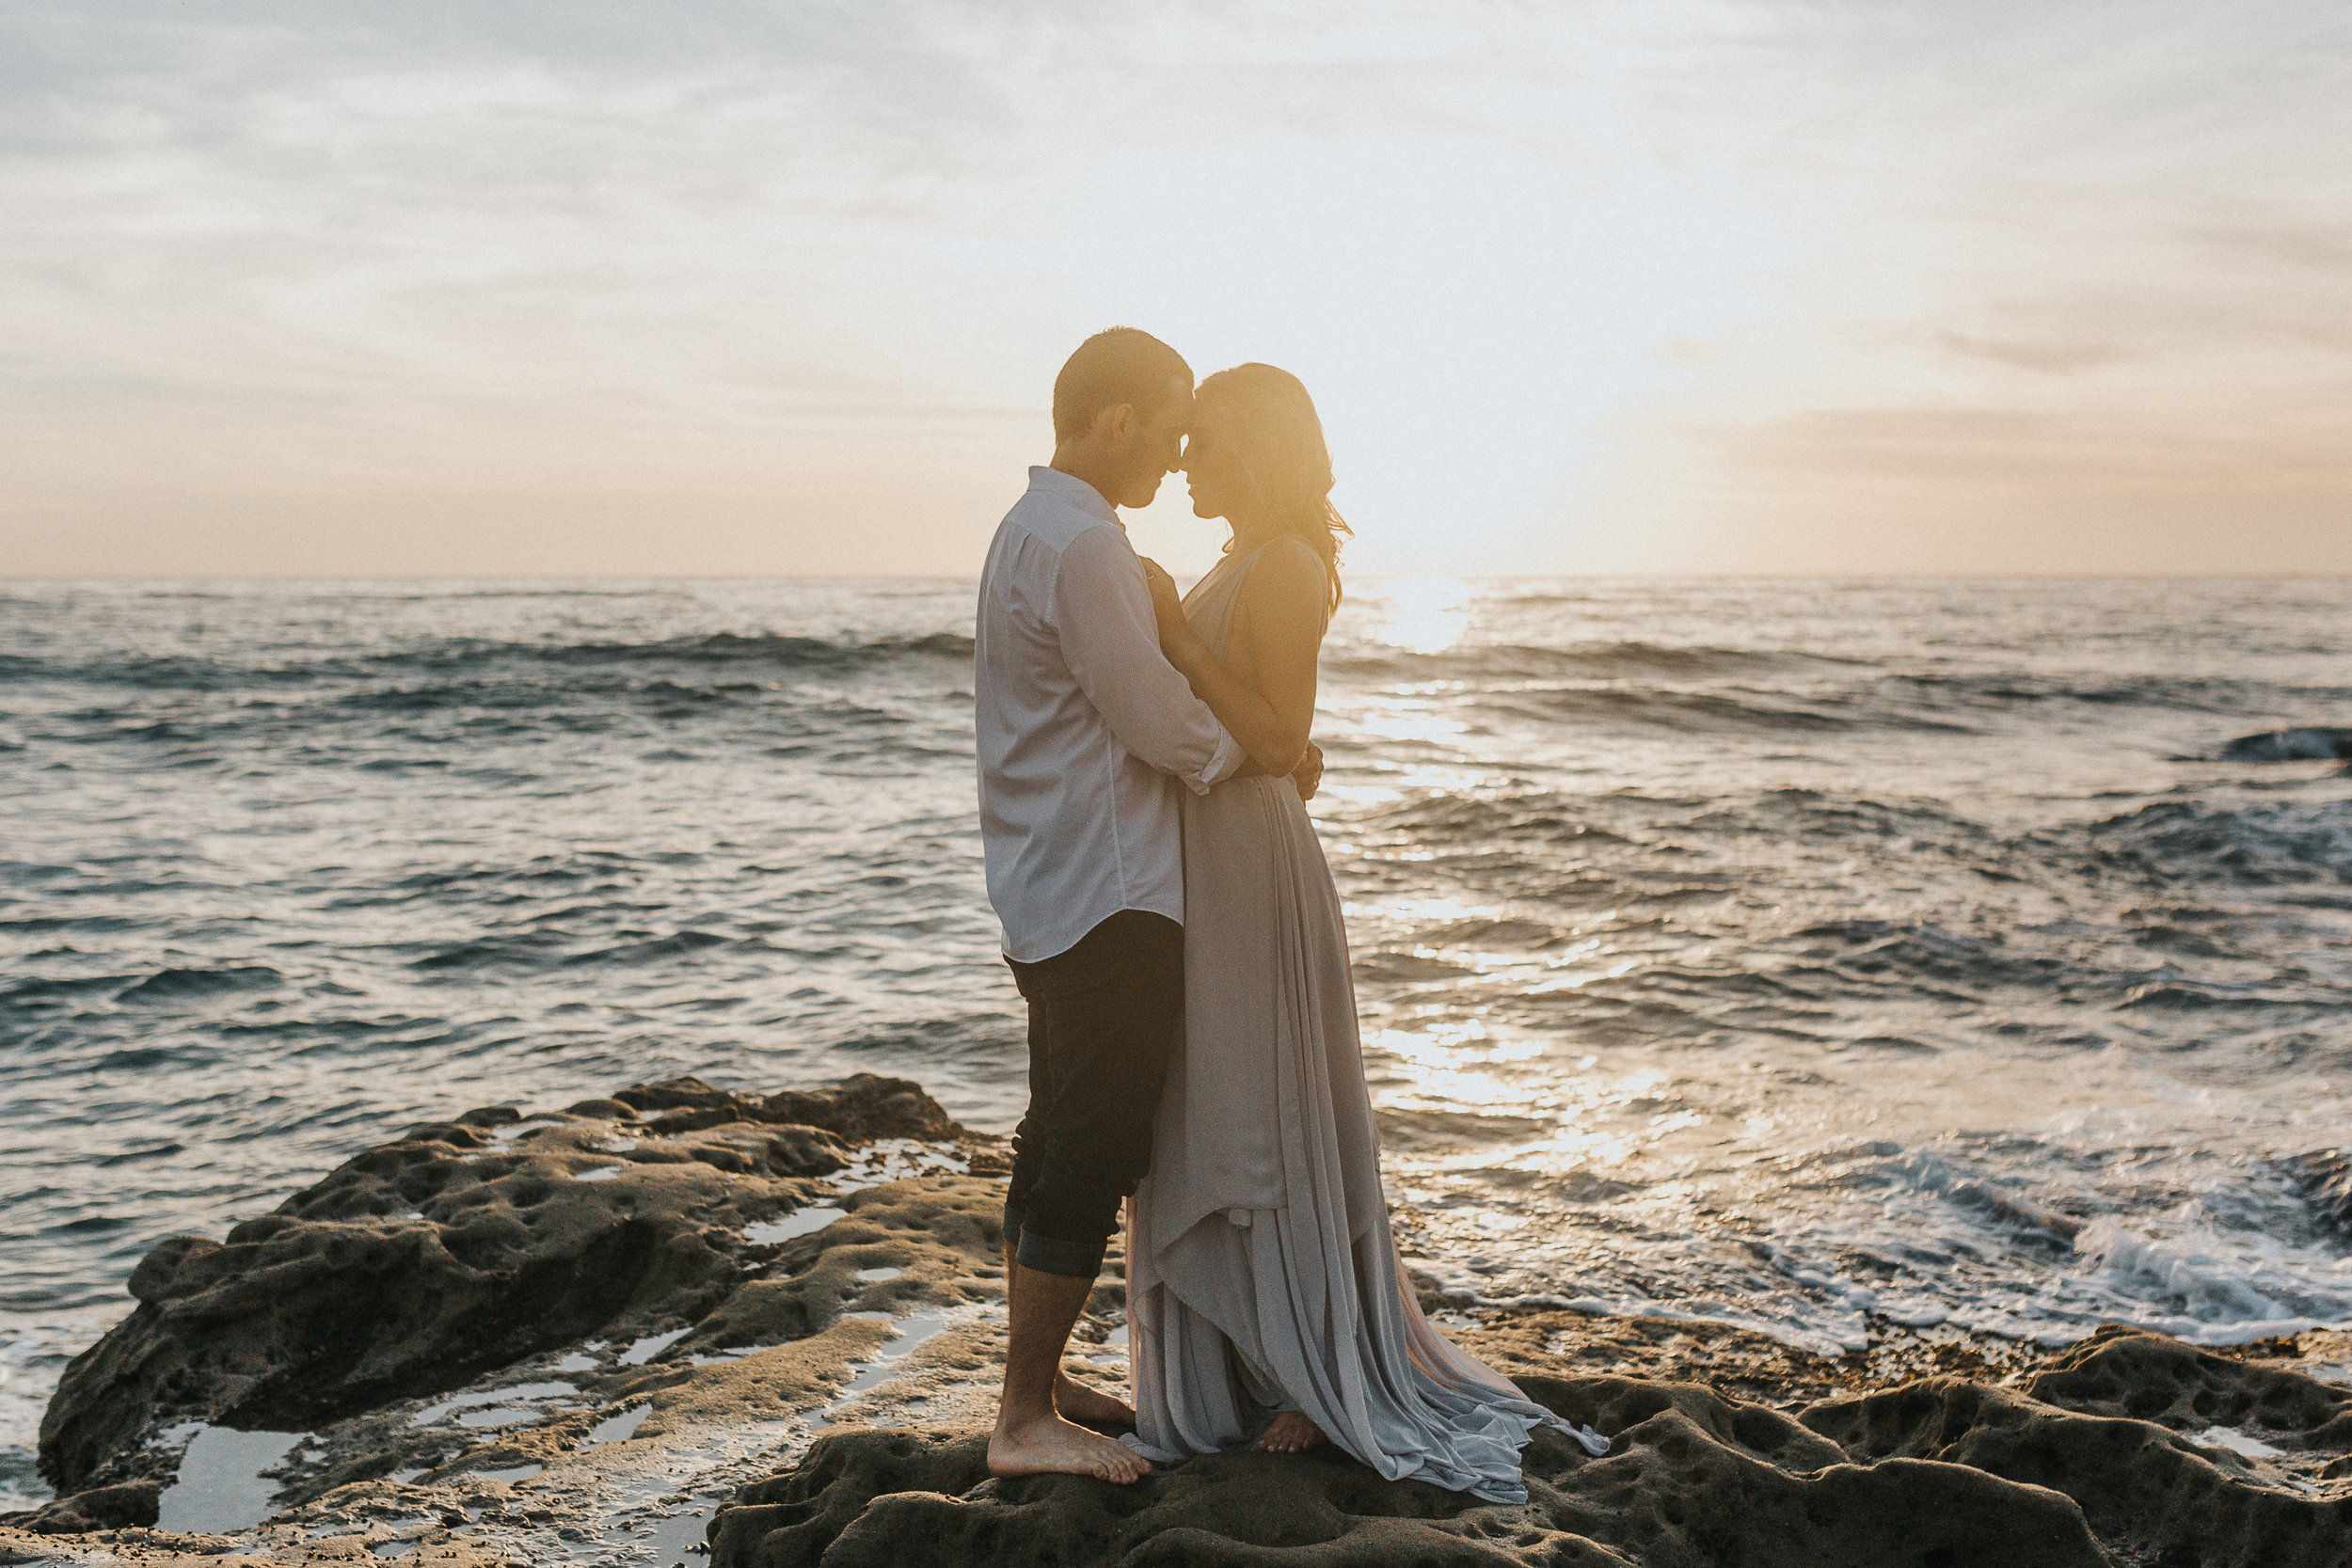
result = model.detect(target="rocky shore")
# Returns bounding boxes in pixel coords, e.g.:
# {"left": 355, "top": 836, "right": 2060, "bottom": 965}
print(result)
{"left": 6, "top": 1077, "right": 2349, "bottom": 1567}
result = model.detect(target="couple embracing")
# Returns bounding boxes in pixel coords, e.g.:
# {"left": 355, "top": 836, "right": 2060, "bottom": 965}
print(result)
{"left": 975, "top": 328, "right": 1605, "bottom": 1498}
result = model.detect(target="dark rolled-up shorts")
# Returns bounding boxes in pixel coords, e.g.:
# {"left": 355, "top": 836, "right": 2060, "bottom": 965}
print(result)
{"left": 1001, "top": 909, "right": 1184, "bottom": 1279}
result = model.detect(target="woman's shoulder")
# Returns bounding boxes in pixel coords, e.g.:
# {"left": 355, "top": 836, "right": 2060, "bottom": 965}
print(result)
{"left": 1239, "top": 535, "right": 1330, "bottom": 610}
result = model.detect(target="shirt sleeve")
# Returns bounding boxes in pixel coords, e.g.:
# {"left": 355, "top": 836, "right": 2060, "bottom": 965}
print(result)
{"left": 1052, "top": 526, "right": 1245, "bottom": 794}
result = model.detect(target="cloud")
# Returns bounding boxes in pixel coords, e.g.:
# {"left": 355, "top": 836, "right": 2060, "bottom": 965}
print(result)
{"left": 2189, "top": 221, "right": 2352, "bottom": 275}
{"left": 1934, "top": 334, "right": 2130, "bottom": 374}
{"left": 2, "top": 0, "right": 2346, "bottom": 576}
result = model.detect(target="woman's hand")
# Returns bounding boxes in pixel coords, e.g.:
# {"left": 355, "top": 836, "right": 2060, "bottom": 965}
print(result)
{"left": 1290, "top": 741, "right": 1323, "bottom": 802}
{"left": 1138, "top": 558, "right": 1197, "bottom": 659}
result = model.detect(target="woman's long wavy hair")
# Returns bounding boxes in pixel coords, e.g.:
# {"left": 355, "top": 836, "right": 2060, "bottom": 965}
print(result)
{"left": 1197, "top": 363, "right": 1350, "bottom": 610}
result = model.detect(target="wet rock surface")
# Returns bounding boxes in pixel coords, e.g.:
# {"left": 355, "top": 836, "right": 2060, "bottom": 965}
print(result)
{"left": 715, "top": 1402, "right": 2112, "bottom": 1568}
{"left": 712, "top": 1322, "right": 2352, "bottom": 1568}
{"left": 28, "top": 1074, "right": 977, "bottom": 1513}
{"left": 8, "top": 1076, "right": 2351, "bottom": 1568}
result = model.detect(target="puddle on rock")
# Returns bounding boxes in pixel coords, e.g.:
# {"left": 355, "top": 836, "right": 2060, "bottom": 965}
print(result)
{"left": 821, "top": 1312, "right": 953, "bottom": 1412}
{"left": 743, "top": 1206, "right": 844, "bottom": 1244}
{"left": 156, "top": 1423, "right": 306, "bottom": 1533}
{"left": 453, "top": 1406, "right": 531, "bottom": 1430}
{"left": 832, "top": 1140, "right": 969, "bottom": 1191}
{"left": 2195, "top": 1426, "right": 2287, "bottom": 1460}
{"left": 578, "top": 1308, "right": 972, "bottom": 1566}
{"left": 412, "top": 1382, "right": 576, "bottom": 1424}
{"left": 471, "top": 1463, "right": 543, "bottom": 1483}
{"left": 605, "top": 1503, "right": 716, "bottom": 1568}
{"left": 620, "top": 1328, "right": 691, "bottom": 1366}
{"left": 586, "top": 1405, "right": 651, "bottom": 1446}
{"left": 485, "top": 1119, "right": 567, "bottom": 1145}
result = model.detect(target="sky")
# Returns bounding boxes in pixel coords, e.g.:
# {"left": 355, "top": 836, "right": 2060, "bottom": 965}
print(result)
{"left": 3, "top": 0, "right": 2346, "bottom": 579}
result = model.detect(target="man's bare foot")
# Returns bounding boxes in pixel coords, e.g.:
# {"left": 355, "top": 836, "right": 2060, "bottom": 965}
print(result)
{"left": 1257, "top": 1411, "right": 1326, "bottom": 1453}
{"left": 989, "top": 1414, "right": 1152, "bottom": 1483}
{"left": 1055, "top": 1371, "right": 1135, "bottom": 1428}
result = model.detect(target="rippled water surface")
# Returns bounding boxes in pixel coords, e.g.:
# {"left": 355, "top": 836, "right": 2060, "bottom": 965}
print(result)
{"left": 5, "top": 577, "right": 2350, "bottom": 1509}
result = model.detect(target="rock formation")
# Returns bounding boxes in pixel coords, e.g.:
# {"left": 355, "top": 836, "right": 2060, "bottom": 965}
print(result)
{"left": 11, "top": 1074, "right": 2351, "bottom": 1568}
{"left": 32, "top": 1074, "right": 969, "bottom": 1514}
{"left": 710, "top": 1321, "right": 2352, "bottom": 1568}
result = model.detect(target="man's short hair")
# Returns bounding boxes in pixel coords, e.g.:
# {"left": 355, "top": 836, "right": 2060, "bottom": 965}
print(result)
{"left": 1052, "top": 327, "right": 1193, "bottom": 441}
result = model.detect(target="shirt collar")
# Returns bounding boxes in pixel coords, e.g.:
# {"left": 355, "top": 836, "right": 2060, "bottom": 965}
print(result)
{"left": 1027, "top": 465, "right": 1120, "bottom": 526}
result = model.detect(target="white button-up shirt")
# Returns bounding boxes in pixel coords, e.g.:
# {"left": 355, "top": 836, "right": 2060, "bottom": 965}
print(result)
{"left": 976, "top": 467, "right": 1245, "bottom": 961}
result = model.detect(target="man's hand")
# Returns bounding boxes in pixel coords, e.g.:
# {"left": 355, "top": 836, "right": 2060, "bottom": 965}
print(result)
{"left": 1290, "top": 741, "right": 1323, "bottom": 802}
{"left": 1137, "top": 558, "right": 1191, "bottom": 655}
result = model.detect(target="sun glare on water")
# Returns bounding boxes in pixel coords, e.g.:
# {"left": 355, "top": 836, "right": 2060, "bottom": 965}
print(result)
{"left": 1374, "top": 578, "right": 1474, "bottom": 656}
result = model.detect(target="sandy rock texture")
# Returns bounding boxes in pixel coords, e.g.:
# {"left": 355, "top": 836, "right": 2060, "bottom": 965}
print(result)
{"left": 24, "top": 1074, "right": 984, "bottom": 1532}
{"left": 708, "top": 1319, "right": 2352, "bottom": 1568}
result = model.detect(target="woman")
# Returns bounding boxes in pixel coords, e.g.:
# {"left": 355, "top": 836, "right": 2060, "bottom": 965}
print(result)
{"left": 1127, "top": 364, "right": 1606, "bottom": 1500}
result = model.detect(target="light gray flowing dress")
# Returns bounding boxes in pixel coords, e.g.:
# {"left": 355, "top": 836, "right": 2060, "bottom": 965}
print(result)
{"left": 1123, "top": 542, "right": 1603, "bottom": 1502}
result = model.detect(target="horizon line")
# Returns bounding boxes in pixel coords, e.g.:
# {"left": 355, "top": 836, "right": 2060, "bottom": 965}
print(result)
{"left": 8, "top": 570, "right": 2351, "bottom": 586}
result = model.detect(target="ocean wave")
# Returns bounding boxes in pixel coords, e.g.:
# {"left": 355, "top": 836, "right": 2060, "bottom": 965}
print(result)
{"left": 1353, "top": 792, "right": 1635, "bottom": 847}
{"left": 1316, "top": 646, "right": 2346, "bottom": 734}
{"left": 1783, "top": 919, "right": 2071, "bottom": 990}
{"left": 560, "top": 930, "right": 733, "bottom": 966}
{"left": 2113, "top": 978, "right": 2312, "bottom": 1012}
{"left": 1479, "top": 686, "right": 1970, "bottom": 735}
{"left": 1869, "top": 671, "right": 2342, "bottom": 716}
{"left": 114, "top": 966, "right": 283, "bottom": 1004}
{"left": 2074, "top": 1217, "right": 2304, "bottom": 1325}
{"left": 0, "top": 974, "right": 135, "bottom": 1011}
{"left": 1323, "top": 640, "right": 1860, "bottom": 682}
{"left": 2219, "top": 726, "right": 2352, "bottom": 762}
{"left": 382, "top": 630, "right": 976, "bottom": 673}
{"left": 2089, "top": 799, "right": 2352, "bottom": 886}
{"left": 1692, "top": 789, "right": 2021, "bottom": 874}
{"left": 0, "top": 631, "right": 976, "bottom": 691}
{"left": 409, "top": 937, "right": 564, "bottom": 972}
{"left": 331, "top": 674, "right": 751, "bottom": 716}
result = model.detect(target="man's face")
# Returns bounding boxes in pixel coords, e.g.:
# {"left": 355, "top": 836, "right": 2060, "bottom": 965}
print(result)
{"left": 1109, "top": 379, "right": 1195, "bottom": 509}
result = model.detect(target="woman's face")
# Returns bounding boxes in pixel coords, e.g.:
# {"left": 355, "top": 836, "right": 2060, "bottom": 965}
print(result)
{"left": 1179, "top": 402, "right": 1252, "bottom": 523}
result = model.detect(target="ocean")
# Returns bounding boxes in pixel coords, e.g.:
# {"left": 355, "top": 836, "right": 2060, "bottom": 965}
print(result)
{"left": 4, "top": 575, "right": 2349, "bottom": 1512}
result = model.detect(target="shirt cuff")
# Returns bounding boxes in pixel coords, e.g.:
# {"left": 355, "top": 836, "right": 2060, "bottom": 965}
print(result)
{"left": 1185, "top": 724, "right": 1248, "bottom": 794}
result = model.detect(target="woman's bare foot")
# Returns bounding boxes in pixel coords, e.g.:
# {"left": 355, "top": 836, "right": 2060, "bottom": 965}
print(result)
{"left": 1257, "top": 1411, "right": 1326, "bottom": 1453}
{"left": 989, "top": 1413, "right": 1151, "bottom": 1483}
{"left": 1055, "top": 1370, "right": 1136, "bottom": 1428}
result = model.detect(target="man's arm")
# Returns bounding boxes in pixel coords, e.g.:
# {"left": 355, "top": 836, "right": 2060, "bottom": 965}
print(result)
{"left": 1054, "top": 527, "right": 1243, "bottom": 793}
{"left": 1137, "top": 546, "right": 1324, "bottom": 778}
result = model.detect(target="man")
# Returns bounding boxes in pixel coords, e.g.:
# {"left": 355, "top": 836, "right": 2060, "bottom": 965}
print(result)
{"left": 975, "top": 327, "right": 1317, "bottom": 1482}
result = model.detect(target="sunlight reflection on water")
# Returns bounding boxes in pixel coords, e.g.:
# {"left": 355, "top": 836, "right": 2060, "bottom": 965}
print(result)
{"left": 1373, "top": 578, "right": 1474, "bottom": 654}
